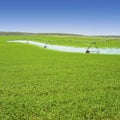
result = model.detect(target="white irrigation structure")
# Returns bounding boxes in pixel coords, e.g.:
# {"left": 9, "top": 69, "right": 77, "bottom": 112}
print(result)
{"left": 7, "top": 40, "right": 120, "bottom": 55}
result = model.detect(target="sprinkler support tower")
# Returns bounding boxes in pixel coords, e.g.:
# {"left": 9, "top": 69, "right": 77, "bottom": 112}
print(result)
{"left": 86, "top": 41, "right": 99, "bottom": 53}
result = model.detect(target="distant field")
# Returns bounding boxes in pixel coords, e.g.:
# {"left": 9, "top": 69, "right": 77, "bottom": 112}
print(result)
{"left": 0, "top": 34, "right": 120, "bottom": 120}
{"left": 0, "top": 33, "right": 120, "bottom": 48}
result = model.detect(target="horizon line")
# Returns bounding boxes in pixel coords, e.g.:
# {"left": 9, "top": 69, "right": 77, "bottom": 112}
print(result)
{"left": 0, "top": 31, "right": 120, "bottom": 36}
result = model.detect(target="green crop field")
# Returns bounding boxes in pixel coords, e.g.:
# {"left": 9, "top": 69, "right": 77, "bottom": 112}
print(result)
{"left": 0, "top": 34, "right": 120, "bottom": 120}
{"left": 1, "top": 33, "right": 120, "bottom": 48}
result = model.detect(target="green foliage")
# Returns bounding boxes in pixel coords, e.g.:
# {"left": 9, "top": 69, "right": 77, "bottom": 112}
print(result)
{"left": 0, "top": 35, "right": 120, "bottom": 119}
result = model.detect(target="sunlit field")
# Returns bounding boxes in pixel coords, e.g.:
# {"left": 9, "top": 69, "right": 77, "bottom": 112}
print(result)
{"left": 0, "top": 34, "right": 120, "bottom": 120}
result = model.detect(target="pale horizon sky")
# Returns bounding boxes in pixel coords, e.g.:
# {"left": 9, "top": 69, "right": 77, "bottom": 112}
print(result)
{"left": 0, "top": 0, "right": 120, "bottom": 35}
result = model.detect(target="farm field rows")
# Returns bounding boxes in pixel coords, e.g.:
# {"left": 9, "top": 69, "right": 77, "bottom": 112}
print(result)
{"left": 0, "top": 35, "right": 120, "bottom": 120}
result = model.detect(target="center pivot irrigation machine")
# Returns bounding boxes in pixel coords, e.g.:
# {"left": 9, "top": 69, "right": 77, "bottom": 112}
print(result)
{"left": 43, "top": 38, "right": 120, "bottom": 54}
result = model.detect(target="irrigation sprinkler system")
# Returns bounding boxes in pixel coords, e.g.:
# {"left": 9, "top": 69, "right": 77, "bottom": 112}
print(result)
{"left": 44, "top": 38, "right": 118, "bottom": 54}
{"left": 7, "top": 40, "right": 120, "bottom": 55}
{"left": 8, "top": 38, "right": 120, "bottom": 54}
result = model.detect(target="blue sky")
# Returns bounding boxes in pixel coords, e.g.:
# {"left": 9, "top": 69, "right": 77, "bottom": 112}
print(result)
{"left": 0, "top": 0, "right": 120, "bottom": 35}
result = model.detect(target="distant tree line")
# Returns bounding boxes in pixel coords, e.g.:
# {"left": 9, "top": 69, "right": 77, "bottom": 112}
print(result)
{"left": 0, "top": 32, "right": 83, "bottom": 36}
